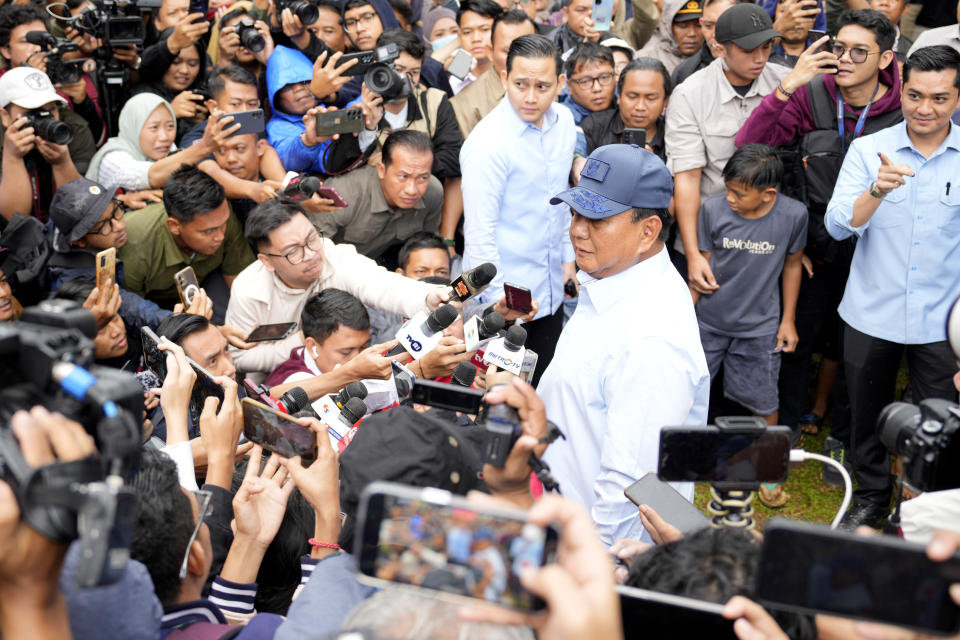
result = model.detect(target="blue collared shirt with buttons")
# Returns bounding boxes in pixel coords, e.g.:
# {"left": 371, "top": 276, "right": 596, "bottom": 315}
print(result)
{"left": 460, "top": 96, "right": 577, "bottom": 319}
{"left": 825, "top": 120, "right": 960, "bottom": 345}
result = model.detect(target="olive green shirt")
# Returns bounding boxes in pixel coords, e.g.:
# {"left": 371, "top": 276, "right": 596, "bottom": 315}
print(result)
{"left": 318, "top": 164, "right": 443, "bottom": 261}
{"left": 117, "top": 202, "right": 254, "bottom": 307}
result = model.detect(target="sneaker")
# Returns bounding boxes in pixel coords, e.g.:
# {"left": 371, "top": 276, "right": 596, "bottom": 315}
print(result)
{"left": 822, "top": 436, "right": 852, "bottom": 487}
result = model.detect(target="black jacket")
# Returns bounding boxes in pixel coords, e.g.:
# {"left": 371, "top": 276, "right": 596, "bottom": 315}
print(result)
{"left": 581, "top": 108, "right": 666, "bottom": 161}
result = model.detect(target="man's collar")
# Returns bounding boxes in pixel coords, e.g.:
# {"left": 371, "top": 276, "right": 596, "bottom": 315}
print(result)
{"left": 893, "top": 119, "right": 960, "bottom": 155}
{"left": 712, "top": 58, "right": 779, "bottom": 103}
{"left": 161, "top": 600, "right": 227, "bottom": 629}
{"left": 503, "top": 97, "right": 560, "bottom": 135}
{"left": 300, "top": 345, "right": 323, "bottom": 376}
{"left": 578, "top": 245, "right": 671, "bottom": 314}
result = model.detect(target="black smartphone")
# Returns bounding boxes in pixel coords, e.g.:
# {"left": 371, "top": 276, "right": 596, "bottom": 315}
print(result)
{"left": 188, "top": 0, "right": 208, "bottom": 19}
{"left": 624, "top": 473, "right": 711, "bottom": 534}
{"left": 356, "top": 481, "right": 559, "bottom": 611}
{"left": 807, "top": 29, "right": 831, "bottom": 52}
{"left": 410, "top": 379, "right": 484, "bottom": 413}
{"left": 315, "top": 107, "right": 364, "bottom": 137}
{"left": 141, "top": 326, "right": 225, "bottom": 413}
{"left": 657, "top": 424, "right": 792, "bottom": 484}
{"left": 622, "top": 127, "right": 646, "bottom": 148}
{"left": 503, "top": 282, "right": 533, "bottom": 314}
{"left": 220, "top": 109, "right": 265, "bottom": 137}
{"left": 618, "top": 586, "right": 738, "bottom": 639}
{"left": 758, "top": 518, "right": 960, "bottom": 635}
{"left": 245, "top": 322, "right": 298, "bottom": 343}
{"left": 241, "top": 397, "right": 317, "bottom": 462}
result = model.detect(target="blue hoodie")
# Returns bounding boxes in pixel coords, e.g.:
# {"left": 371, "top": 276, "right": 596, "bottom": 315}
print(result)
{"left": 266, "top": 45, "right": 334, "bottom": 174}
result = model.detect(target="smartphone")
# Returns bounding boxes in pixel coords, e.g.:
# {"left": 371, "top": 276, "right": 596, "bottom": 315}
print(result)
{"left": 141, "top": 326, "right": 225, "bottom": 413}
{"left": 503, "top": 283, "right": 533, "bottom": 314}
{"left": 618, "top": 586, "right": 738, "bottom": 639}
{"left": 624, "top": 472, "right": 711, "bottom": 534}
{"left": 622, "top": 127, "right": 646, "bottom": 148}
{"left": 410, "top": 379, "right": 484, "bottom": 413}
{"left": 173, "top": 266, "right": 201, "bottom": 308}
{"left": 188, "top": 0, "right": 208, "bottom": 19}
{"left": 335, "top": 49, "right": 386, "bottom": 76}
{"left": 519, "top": 348, "right": 538, "bottom": 384}
{"left": 657, "top": 425, "right": 792, "bottom": 485}
{"left": 315, "top": 107, "right": 364, "bottom": 137}
{"left": 591, "top": 0, "right": 615, "bottom": 32}
{"left": 95, "top": 247, "right": 116, "bottom": 290}
{"left": 315, "top": 186, "right": 349, "bottom": 208}
{"left": 356, "top": 481, "right": 559, "bottom": 611}
{"left": 448, "top": 49, "right": 473, "bottom": 81}
{"left": 245, "top": 322, "right": 298, "bottom": 343}
{"left": 220, "top": 109, "right": 265, "bottom": 138}
{"left": 758, "top": 518, "right": 960, "bottom": 635}
{"left": 241, "top": 397, "right": 317, "bottom": 462}
{"left": 808, "top": 29, "right": 831, "bottom": 52}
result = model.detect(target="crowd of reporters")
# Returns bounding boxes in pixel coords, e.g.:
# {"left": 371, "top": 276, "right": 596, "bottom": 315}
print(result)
{"left": 0, "top": 0, "right": 960, "bottom": 636}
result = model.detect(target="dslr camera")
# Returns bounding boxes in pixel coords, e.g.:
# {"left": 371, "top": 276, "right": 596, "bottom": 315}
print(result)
{"left": 24, "top": 31, "right": 85, "bottom": 85}
{"left": 879, "top": 398, "right": 960, "bottom": 493}
{"left": 234, "top": 17, "right": 265, "bottom": 53}
{"left": 363, "top": 43, "right": 411, "bottom": 102}
{"left": 276, "top": 0, "right": 318, "bottom": 25}
{"left": 25, "top": 108, "right": 74, "bottom": 146}
{"left": 72, "top": 0, "right": 152, "bottom": 47}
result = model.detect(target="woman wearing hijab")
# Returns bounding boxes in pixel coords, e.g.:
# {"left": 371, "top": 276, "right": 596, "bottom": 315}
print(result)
{"left": 85, "top": 93, "right": 236, "bottom": 193}
{"left": 131, "top": 28, "right": 210, "bottom": 143}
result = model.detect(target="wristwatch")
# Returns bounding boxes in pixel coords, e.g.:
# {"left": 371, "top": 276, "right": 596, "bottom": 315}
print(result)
{"left": 868, "top": 181, "right": 888, "bottom": 199}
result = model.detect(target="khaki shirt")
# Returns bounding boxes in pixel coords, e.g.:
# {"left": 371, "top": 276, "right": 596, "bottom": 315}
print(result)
{"left": 450, "top": 67, "right": 505, "bottom": 139}
{"left": 318, "top": 164, "right": 443, "bottom": 260}
{"left": 665, "top": 58, "right": 790, "bottom": 201}
{"left": 117, "top": 202, "right": 254, "bottom": 306}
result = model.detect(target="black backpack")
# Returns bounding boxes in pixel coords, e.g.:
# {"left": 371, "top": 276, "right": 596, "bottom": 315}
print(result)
{"left": 778, "top": 76, "right": 902, "bottom": 264}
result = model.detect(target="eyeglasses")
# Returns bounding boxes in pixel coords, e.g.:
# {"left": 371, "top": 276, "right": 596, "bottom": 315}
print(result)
{"left": 344, "top": 11, "right": 378, "bottom": 30}
{"left": 179, "top": 489, "right": 214, "bottom": 580}
{"left": 86, "top": 200, "right": 125, "bottom": 236}
{"left": 569, "top": 71, "right": 615, "bottom": 89}
{"left": 831, "top": 43, "right": 879, "bottom": 64}
{"left": 264, "top": 231, "right": 324, "bottom": 265}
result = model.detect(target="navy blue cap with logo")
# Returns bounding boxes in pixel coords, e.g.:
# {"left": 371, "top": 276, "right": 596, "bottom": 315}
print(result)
{"left": 550, "top": 144, "right": 673, "bottom": 219}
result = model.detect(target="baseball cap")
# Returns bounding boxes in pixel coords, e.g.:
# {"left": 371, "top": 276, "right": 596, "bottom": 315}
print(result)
{"left": 50, "top": 178, "right": 117, "bottom": 252}
{"left": 550, "top": 144, "right": 673, "bottom": 219}
{"left": 602, "top": 36, "right": 635, "bottom": 58}
{"left": 0, "top": 67, "right": 66, "bottom": 110}
{"left": 673, "top": 0, "right": 702, "bottom": 23}
{"left": 715, "top": 4, "right": 781, "bottom": 50}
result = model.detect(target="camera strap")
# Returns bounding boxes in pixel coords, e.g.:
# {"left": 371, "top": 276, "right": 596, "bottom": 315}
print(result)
{"left": 17, "top": 455, "right": 104, "bottom": 542}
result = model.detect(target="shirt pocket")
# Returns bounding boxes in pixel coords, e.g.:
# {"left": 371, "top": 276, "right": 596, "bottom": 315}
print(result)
{"left": 870, "top": 188, "right": 909, "bottom": 229}
{"left": 702, "top": 119, "right": 741, "bottom": 150}
{"left": 936, "top": 191, "right": 960, "bottom": 237}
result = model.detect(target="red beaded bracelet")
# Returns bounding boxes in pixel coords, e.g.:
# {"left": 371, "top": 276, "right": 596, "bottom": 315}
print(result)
{"left": 309, "top": 538, "right": 341, "bottom": 551}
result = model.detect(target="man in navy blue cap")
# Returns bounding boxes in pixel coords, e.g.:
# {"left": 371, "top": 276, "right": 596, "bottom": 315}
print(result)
{"left": 537, "top": 143, "right": 710, "bottom": 546}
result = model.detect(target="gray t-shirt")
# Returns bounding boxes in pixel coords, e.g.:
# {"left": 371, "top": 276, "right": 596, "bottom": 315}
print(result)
{"left": 696, "top": 193, "right": 808, "bottom": 337}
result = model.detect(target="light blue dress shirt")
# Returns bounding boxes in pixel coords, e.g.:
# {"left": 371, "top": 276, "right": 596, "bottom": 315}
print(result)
{"left": 538, "top": 247, "right": 711, "bottom": 545}
{"left": 825, "top": 121, "right": 960, "bottom": 345}
{"left": 460, "top": 97, "right": 577, "bottom": 319}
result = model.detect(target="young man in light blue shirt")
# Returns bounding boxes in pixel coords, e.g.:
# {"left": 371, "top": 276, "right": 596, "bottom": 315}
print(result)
{"left": 539, "top": 144, "right": 710, "bottom": 546}
{"left": 825, "top": 45, "right": 960, "bottom": 530}
{"left": 460, "top": 34, "right": 577, "bottom": 382}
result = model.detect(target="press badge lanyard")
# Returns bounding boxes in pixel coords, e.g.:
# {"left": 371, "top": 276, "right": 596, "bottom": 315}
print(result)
{"left": 837, "top": 83, "right": 880, "bottom": 156}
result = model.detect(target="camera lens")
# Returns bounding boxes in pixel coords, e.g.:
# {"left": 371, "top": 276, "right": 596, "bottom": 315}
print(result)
{"left": 238, "top": 24, "right": 265, "bottom": 52}
{"left": 30, "top": 115, "right": 74, "bottom": 146}
{"left": 878, "top": 401, "right": 921, "bottom": 454}
{"left": 290, "top": 0, "right": 318, "bottom": 25}
{"left": 364, "top": 64, "right": 410, "bottom": 102}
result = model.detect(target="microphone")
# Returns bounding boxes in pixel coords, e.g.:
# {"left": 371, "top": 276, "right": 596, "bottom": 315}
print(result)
{"left": 463, "top": 311, "right": 505, "bottom": 351}
{"left": 451, "top": 361, "right": 477, "bottom": 387}
{"left": 324, "top": 396, "right": 369, "bottom": 453}
{"left": 449, "top": 262, "right": 496, "bottom": 302}
{"left": 334, "top": 381, "right": 368, "bottom": 408}
{"left": 482, "top": 325, "right": 527, "bottom": 375}
{"left": 282, "top": 174, "right": 322, "bottom": 200}
{"left": 387, "top": 303, "right": 459, "bottom": 359}
{"left": 278, "top": 386, "right": 309, "bottom": 414}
